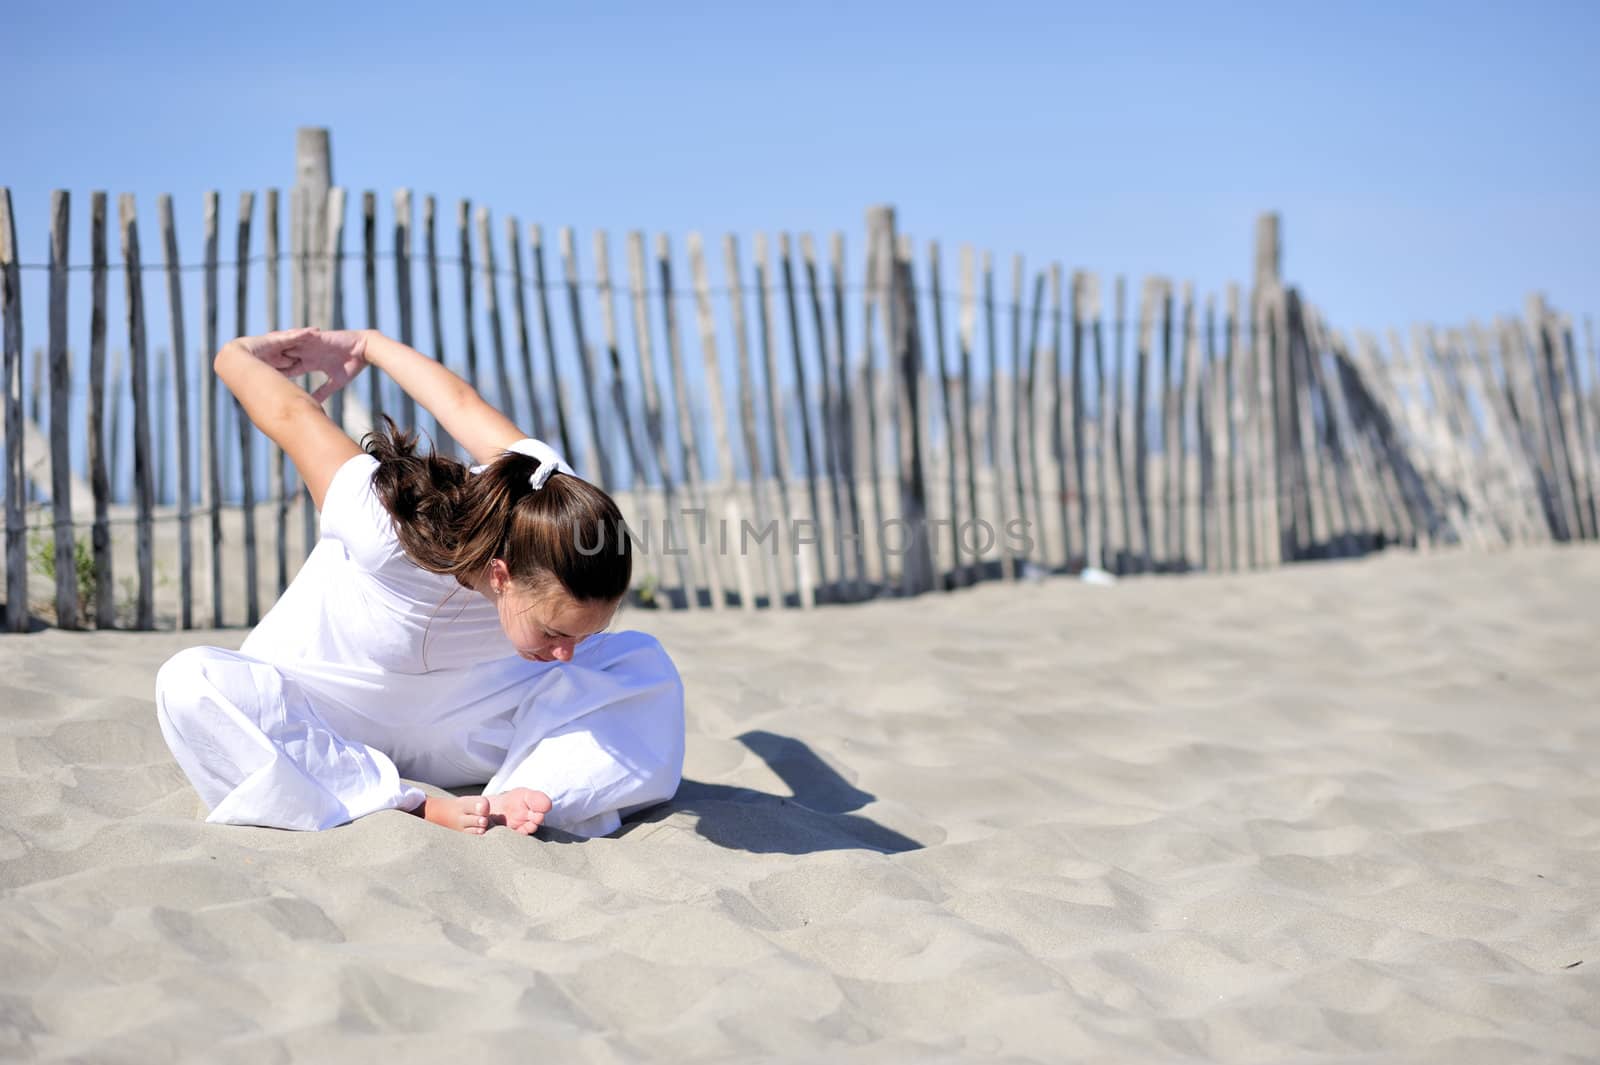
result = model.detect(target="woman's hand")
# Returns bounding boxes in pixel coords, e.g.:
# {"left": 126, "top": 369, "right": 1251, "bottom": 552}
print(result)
{"left": 243, "top": 327, "right": 370, "bottom": 402}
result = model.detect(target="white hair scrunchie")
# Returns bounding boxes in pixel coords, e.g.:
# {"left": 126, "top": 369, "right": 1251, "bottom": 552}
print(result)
{"left": 468, "top": 438, "right": 577, "bottom": 490}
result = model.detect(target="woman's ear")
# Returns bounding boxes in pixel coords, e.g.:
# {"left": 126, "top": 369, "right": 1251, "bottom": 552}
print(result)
{"left": 488, "top": 558, "right": 512, "bottom": 596}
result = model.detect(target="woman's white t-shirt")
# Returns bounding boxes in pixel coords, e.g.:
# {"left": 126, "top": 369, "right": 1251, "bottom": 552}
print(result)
{"left": 243, "top": 452, "right": 511, "bottom": 676}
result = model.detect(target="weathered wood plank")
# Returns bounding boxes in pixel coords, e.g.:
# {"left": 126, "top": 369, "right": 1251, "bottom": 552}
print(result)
{"left": 982, "top": 252, "right": 1015, "bottom": 581}
{"left": 0, "top": 188, "right": 23, "bottom": 631}
{"left": 1133, "top": 278, "right": 1157, "bottom": 571}
{"left": 1177, "top": 282, "right": 1201, "bottom": 568}
{"left": 157, "top": 196, "right": 193, "bottom": 625}
{"left": 47, "top": 191, "right": 77, "bottom": 627}
{"left": 1225, "top": 285, "right": 1246, "bottom": 570}
{"left": 829, "top": 233, "right": 867, "bottom": 599}
{"left": 688, "top": 233, "right": 756, "bottom": 611}
{"left": 1066, "top": 264, "right": 1087, "bottom": 571}
{"left": 392, "top": 190, "right": 417, "bottom": 433}
{"left": 928, "top": 241, "right": 963, "bottom": 588}
{"left": 1159, "top": 280, "right": 1179, "bottom": 568}
{"left": 1254, "top": 284, "right": 1282, "bottom": 566}
{"left": 529, "top": 225, "right": 572, "bottom": 461}
{"left": 478, "top": 207, "right": 516, "bottom": 431}
{"left": 895, "top": 232, "right": 936, "bottom": 594}
{"left": 593, "top": 230, "right": 656, "bottom": 593}
{"left": 660, "top": 234, "right": 726, "bottom": 607}
{"left": 625, "top": 230, "right": 698, "bottom": 609}
{"left": 802, "top": 234, "right": 849, "bottom": 598}
{"left": 363, "top": 191, "right": 381, "bottom": 420}
{"left": 423, "top": 197, "right": 453, "bottom": 455}
{"left": 88, "top": 193, "right": 114, "bottom": 627}
{"left": 235, "top": 191, "right": 260, "bottom": 624}
{"left": 1113, "top": 277, "right": 1135, "bottom": 573}
{"left": 504, "top": 215, "right": 539, "bottom": 440}
{"left": 119, "top": 195, "right": 156, "bottom": 629}
{"left": 559, "top": 227, "right": 613, "bottom": 490}
{"left": 755, "top": 232, "right": 809, "bottom": 607}
{"left": 724, "top": 234, "right": 785, "bottom": 608}
{"left": 457, "top": 200, "right": 478, "bottom": 397}
{"left": 202, "top": 191, "right": 223, "bottom": 623}
{"left": 1082, "top": 273, "right": 1112, "bottom": 571}
{"left": 1008, "top": 255, "right": 1033, "bottom": 575}
{"left": 1021, "top": 265, "right": 1046, "bottom": 572}
{"left": 265, "top": 188, "right": 288, "bottom": 597}
{"left": 1201, "top": 293, "right": 1221, "bottom": 571}
{"left": 779, "top": 232, "right": 831, "bottom": 599}
{"left": 957, "top": 248, "right": 982, "bottom": 585}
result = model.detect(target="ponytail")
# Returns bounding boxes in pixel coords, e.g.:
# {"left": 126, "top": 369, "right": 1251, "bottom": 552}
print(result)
{"left": 364, "top": 417, "right": 630, "bottom": 601}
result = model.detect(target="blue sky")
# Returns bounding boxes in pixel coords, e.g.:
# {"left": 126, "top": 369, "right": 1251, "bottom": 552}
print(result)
{"left": 4, "top": 0, "right": 1595, "bottom": 332}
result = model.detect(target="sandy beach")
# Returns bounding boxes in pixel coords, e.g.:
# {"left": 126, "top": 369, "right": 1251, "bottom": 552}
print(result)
{"left": 2, "top": 545, "right": 1597, "bottom": 1062}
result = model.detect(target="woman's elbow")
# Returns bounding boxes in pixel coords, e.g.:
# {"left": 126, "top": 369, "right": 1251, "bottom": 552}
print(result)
{"left": 213, "top": 340, "right": 246, "bottom": 385}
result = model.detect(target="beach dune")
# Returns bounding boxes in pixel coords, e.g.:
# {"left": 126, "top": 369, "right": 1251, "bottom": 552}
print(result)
{"left": 1, "top": 546, "right": 1597, "bottom": 1062}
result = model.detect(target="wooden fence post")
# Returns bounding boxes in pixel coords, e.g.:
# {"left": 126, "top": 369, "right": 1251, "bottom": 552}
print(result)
{"left": 1007, "top": 254, "right": 1034, "bottom": 575}
{"left": 688, "top": 233, "right": 756, "bottom": 610}
{"left": 88, "top": 193, "right": 114, "bottom": 627}
{"left": 779, "top": 233, "right": 831, "bottom": 599}
{"left": 503, "top": 215, "right": 540, "bottom": 441}
{"left": 393, "top": 190, "right": 418, "bottom": 432}
{"left": 802, "top": 234, "right": 849, "bottom": 598}
{"left": 119, "top": 195, "right": 155, "bottom": 629}
{"left": 658, "top": 233, "right": 725, "bottom": 609}
{"left": 1082, "top": 273, "right": 1112, "bottom": 572}
{"left": 625, "top": 230, "right": 698, "bottom": 610}
{"left": 0, "top": 189, "right": 24, "bottom": 631}
{"left": 559, "top": 227, "right": 613, "bottom": 491}
{"left": 929, "top": 241, "right": 963, "bottom": 588}
{"left": 456, "top": 199, "right": 478, "bottom": 400}
{"left": 594, "top": 230, "right": 659, "bottom": 597}
{"left": 363, "top": 192, "right": 382, "bottom": 420}
{"left": 1020, "top": 264, "right": 1045, "bottom": 572}
{"left": 157, "top": 196, "right": 193, "bottom": 625}
{"left": 479, "top": 207, "right": 516, "bottom": 431}
{"left": 264, "top": 188, "right": 289, "bottom": 596}
{"left": 755, "top": 233, "right": 809, "bottom": 608}
{"left": 724, "top": 234, "right": 786, "bottom": 608}
{"left": 201, "top": 191, "right": 223, "bottom": 623}
{"left": 829, "top": 233, "right": 868, "bottom": 599}
{"left": 235, "top": 191, "right": 260, "bottom": 624}
{"left": 1132, "top": 278, "right": 1157, "bottom": 571}
{"left": 981, "top": 251, "right": 1015, "bottom": 581}
{"left": 423, "top": 198, "right": 454, "bottom": 456}
{"left": 47, "top": 191, "right": 77, "bottom": 627}
{"left": 529, "top": 225, "right": 572, "bottom": 462}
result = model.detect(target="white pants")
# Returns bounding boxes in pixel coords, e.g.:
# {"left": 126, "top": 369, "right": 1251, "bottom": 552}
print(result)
{"left": 155, "top": 632, "right": 685, "bottom": 837}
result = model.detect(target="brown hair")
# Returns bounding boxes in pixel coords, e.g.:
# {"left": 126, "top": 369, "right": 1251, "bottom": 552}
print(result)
{"left": 364, "top": 417, "right": 631, "bottom": 603}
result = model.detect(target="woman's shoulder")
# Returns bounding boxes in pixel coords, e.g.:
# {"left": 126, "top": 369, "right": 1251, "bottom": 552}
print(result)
{"left": 319, "top": 452, "right": 401, "bottom": 568}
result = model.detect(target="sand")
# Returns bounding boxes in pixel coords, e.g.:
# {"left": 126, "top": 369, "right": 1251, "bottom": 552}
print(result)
{"left": 1, "top": 545, "right": 1597, "bottom": 1063}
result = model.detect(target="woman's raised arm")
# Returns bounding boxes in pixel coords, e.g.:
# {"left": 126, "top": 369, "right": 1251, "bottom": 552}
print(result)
{"left": 332, "top": 329, "right": 525, "bottom": 464}
{"left": 213, "top": 329, "right": 361, "bottom": 510}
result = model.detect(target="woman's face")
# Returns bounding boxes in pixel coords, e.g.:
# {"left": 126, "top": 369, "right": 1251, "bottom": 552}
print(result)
{"left": 497, "top": 580, "right": 618, "bottom": 663}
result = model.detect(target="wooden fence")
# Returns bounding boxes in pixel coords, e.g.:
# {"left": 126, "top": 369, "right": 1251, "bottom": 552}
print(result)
{"left": 2, "top": 183, "right": 1597, "bottom": 632}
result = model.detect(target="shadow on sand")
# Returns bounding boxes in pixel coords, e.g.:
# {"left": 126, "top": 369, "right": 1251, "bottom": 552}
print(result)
{"left": 618, "top": 729, "right": 924, "bottom": 855}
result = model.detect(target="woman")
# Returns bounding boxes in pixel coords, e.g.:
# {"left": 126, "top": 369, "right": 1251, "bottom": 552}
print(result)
{"left": 155, "top": 327, "right": 684, "bottom": 838}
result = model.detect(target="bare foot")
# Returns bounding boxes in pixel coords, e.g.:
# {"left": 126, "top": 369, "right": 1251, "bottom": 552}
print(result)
{"left": 487, "top": 788, "right": 552, "bottom": 836}
{"left": 417, "top": 794, "right": 491, "bottom": 835}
